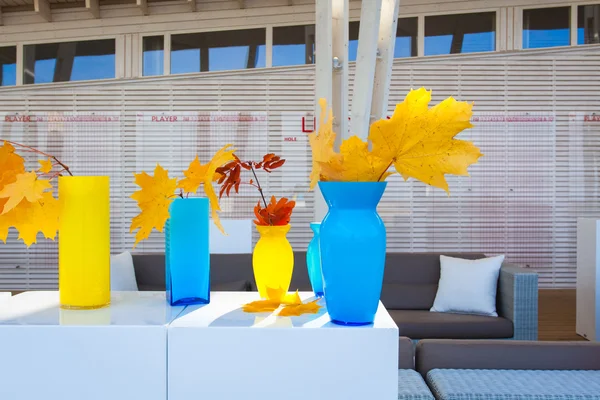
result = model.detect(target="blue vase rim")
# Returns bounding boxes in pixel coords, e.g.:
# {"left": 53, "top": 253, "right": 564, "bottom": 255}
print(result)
{"left": 318, "top": 181, "right": 388, "bottom": 189}
{"left": 172, "top": 197, "right": 209, "bottom": 202}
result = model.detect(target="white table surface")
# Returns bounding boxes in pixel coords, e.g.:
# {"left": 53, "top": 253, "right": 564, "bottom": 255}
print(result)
{"left": 168, "top": 291, "right": 399, "bottom": 400}
{"left": 0, "top": 291, "right": 185, "bottom": 400}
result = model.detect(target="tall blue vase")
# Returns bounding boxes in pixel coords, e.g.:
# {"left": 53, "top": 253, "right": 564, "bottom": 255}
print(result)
{"left": 319, "top": 181, "right": 387, "bottom": 325}
{"left": 306, "top": 222, "right": 324, "bottom": 297}
{"left": 165, "top": 197, "right": 210, "bottom": 306}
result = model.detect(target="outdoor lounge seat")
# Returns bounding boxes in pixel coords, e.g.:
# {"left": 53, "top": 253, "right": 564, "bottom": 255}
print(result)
{"left": 389, "top": 310, "right": 514, "bottom": 339}
{"left": 415, "top": 340, "right": 600, "bottom": 400}
{"left": 132, "top": 251, "right": 538, "bottom": 340}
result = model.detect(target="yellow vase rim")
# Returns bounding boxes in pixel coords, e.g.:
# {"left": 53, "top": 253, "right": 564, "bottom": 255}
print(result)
{"left": 255, "top": 224, "right": 291, "bottom": 234}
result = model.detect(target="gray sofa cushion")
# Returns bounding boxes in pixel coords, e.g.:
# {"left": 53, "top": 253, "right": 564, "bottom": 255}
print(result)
{"left": 382, "top": 253, "right": 486, "bottom": 310}
{"left": 398, "top": 369, "right": 434, "bottom": 400}
{"left": 399, "top": 336, "right": 415, "bottom": 369}
{"left": 389, "top": 310, "right": 513, "bottom": 339}
{"left": 133, "top": 253, "right": 254, "bottom": 291}
{"left": 426, "top": 369, "right": 600, "bottom": 400}
{"left": 416, "top": 340, "right": 600, "bottom": 376}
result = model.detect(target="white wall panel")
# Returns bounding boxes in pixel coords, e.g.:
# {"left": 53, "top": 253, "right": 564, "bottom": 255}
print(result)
{"left": 1, "top": 46, "right": 600, "bottom": 289}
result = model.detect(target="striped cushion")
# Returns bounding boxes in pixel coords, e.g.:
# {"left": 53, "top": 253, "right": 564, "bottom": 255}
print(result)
{"left": 427, "top": 369, "right": 600, "bottom": 400}
{"left": 398, "top": 369, "right": 434, "bottom": 400}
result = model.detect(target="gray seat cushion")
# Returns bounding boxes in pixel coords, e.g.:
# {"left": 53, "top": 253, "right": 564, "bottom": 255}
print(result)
{"left": 389, "top": 310, "right": 513, "bottom": 339}
{"left": 426, "top": 369, "right": 600, "bottom": 400}
{"left": 382, "top": 253, "right": 486, "bottom": 310}
{"left": 398, "top": 369, "right": 434, "bottom": 400}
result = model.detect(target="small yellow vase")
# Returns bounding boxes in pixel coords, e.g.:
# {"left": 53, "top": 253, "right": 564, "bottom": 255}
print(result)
{"left": 58, "top": 176, "right": 110, "bottom": 310}
{"left": 252, "top": 224, "right": 294, "bottom": 298}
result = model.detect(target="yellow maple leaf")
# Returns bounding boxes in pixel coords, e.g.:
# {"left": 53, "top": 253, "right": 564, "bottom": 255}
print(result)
{"left": 241, "top": 299, "right": 281, "bottom": 313}
{"left": 318, "top": 135, "right": 394, "bottom": 183}
{"left": 369, "top": 88, "right": 482, "bottom": 193}
{"left": 266, "top": 286, "right": 302, "bottom": 305}
{"left": 0, "top": 142, "right": 26, "bottom": 201}
{"left": 0, "top": 171, "right": 52, "bottom": 215}
{"left": 177, "top": 145, "right": 235, "bottom": 235}
{"left": 279, "top": 299, "right": 322, "bottom": 317}
{"left": 308, "top": 99, "right": 337, "bottom": 189}
{"left": 38, "top": 158, "right": 53, "bottom": 174}
{"left": 130, "top": 164, "right": 178, "bottom": 248}
{"left": 0, "top": 193, "right": 60, "bottom": 247}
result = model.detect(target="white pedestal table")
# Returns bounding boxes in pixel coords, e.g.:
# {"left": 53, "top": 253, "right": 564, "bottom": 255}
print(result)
{"left": 168, "top": 291, "right": 399, "bottom": 400}
{"left": 0, "top": 291, "right": 184, "bottom": 400}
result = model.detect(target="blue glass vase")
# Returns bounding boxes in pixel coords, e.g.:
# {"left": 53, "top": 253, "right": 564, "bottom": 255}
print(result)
{"left": 319, "top": 181, "right": 387, "bottom": 325}
{"left": 306, "top": 222, "right": 324, "bottom": 297}
{"left": 165, "top": 197, "right": 210, "bottom": 306}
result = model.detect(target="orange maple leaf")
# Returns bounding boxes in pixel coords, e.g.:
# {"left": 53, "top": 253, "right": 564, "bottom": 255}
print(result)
{"left": 279, "top": 299, "right": 322, "bottom": 317}
{"left": 241, "top": 299, "right": 281, "bottom": 313}
{"left": 0, "top": 171, "right": 52, "bottom": 215}
{"left": 38, "top": 158, "right": 53, "bottom": 174}
{"left": 177, "top": 145, "right": 236, "bottom": 234}
{"left": 253, "top": 196, "right": 295, "bottom": 226}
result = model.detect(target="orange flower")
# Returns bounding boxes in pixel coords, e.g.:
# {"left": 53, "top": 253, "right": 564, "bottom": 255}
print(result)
{"left": 253, "top": 196, "right": 295, "bottom": 226}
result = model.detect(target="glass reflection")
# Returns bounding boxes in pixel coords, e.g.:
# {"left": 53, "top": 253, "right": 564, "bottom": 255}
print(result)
{"left": 273, "top": 25, "right": 316, "bottom": 66}
{"left": 578, "top": 5, "right": 600, "bottom": 45}
{"left": 23, "top": 39, "right": 116, "bottom": 84}
{"left": 523, "top": 7, "right": 570, "bottom": 49}
{"left": 171, "top": 29, "right": 266, "bottom": 74}
{"left": 143, "top": 36, "right": 164, "bottom": 76}
{"left": 425, "top": 12, "right": 496, "bottom": 56}
{"left": 0, "top": 46, "right": 17, "bottom": 87}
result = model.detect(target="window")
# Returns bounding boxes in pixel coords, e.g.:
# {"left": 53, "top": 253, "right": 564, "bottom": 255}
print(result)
{"left": 0, "top": 46, "right": 17, "bottom": 87}
{"left": 171, "top": 29, "right": 266, "bottom": 74}
{"left": 273, "top": 25, "right": 315, "bottom": 67}
{"left": 349, "top": 17, "right": 418, "bottom": 62}
{"left": 23, "top": 39, "right": 115, "bottom": 85}
{"left": 425, "top": 12, "right": 496, "bottom": 56}
{"left": 143, "top": 36, "right": 164, "bottom": 76}
{"left": 523, "top": 7, "right": 570, "bottom": 49}
{"left": 578, "top": 4, "right": 600, "bottom": 45}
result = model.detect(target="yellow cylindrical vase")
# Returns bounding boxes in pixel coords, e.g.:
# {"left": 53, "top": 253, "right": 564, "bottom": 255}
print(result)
{"left": 59, "top": 176, "right": 110, "bottom": 310}
{"left": 252, "top": 224, "right": 294, "bottom": 299}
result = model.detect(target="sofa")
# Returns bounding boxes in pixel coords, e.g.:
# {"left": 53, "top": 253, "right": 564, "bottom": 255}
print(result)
{"left": 413, "top": 340, "right": 600, "bottom": 400}
{"left": 132, "top": 252, "right": 538, "bottom": 340}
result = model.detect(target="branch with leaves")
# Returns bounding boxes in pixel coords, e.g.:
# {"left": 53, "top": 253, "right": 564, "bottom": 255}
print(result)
{"left": 309, "top": 88, "right": 483, "bottom": 194}
{"left": 130, "top": 145, "right": 236, "bottom": 248}
{"left": 0, "top": 140, "right": 67, "bottom": 247}
{"left": 216, "top": 153, "right": 295, "bottom": 226}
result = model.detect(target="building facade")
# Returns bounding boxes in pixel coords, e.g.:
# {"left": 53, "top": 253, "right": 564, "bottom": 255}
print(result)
{"left": 0, "top": 0, "right": 600, "bottom": 289}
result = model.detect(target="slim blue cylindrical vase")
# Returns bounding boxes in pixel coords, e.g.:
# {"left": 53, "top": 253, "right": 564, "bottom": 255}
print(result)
{"left": 165, "top": 197, "right": 210, "bottom": 306}
{"left": 319, "top": 181, "right": 387, "bottom": 325}
{"left": 306, "top": 222, "right": 324, "bottom": 297}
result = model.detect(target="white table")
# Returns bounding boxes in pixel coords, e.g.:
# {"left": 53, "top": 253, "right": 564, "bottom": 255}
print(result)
{"left": 0, "top": 291, "right": 185, "bottom": 400}
{"left": 168, "top": 292, "right": 399, "bottom": 400}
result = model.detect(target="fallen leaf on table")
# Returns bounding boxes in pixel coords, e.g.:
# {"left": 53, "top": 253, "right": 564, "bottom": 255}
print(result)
{"left": 242, "top": 299, "right": 281, "bottom": 313}
{"left": 282, "top": 290, "right": 302, "bottom": 305}
{"left": 38, "top": 158, "right": 53, "bottom": 174}
{"left": 279, "top": 300, "right": 322, "bottom": 317}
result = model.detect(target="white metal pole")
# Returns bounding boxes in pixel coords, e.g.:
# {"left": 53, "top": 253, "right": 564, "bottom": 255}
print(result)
{"left": 371, "top": 0, "right": 400, "bottom": 123}
{"left": 349, "top": 0, "right": 383, "bottom": 139}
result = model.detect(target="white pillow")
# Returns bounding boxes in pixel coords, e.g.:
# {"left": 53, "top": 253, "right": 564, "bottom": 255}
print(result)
{"left": 110, "top": 251, "right": 138, "bottom": 291}
{"left": 431, "top": 255, "right": 505, "bottom": 317}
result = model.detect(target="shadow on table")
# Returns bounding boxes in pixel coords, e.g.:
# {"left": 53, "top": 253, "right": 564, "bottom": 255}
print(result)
{"left": 208, "top": 296, "right": 330, "bottom": 328}
{"left": 209, "top": 307, "right": 257, "bottom": 327}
